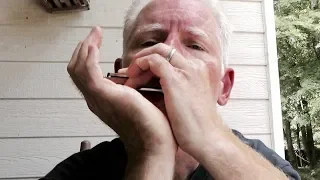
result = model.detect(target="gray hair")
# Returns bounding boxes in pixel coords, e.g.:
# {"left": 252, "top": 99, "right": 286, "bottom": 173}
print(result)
{"left": 122, "top": 0, "right": 233, "bottom": 69}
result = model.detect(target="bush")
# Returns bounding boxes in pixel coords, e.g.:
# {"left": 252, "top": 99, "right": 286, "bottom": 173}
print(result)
{"left": 298, "top": 164, "right": 320, "bottom": 180}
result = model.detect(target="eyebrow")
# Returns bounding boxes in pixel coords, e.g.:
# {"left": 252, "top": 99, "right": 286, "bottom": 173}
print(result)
{"left": 135, "top": 24, "right": 209, "bottom": 39}
{"left": 184, "top": 27, "right": 209, "bottom": 38}
{"left": 135, "top": 23, "right": 164, "bottom": 35}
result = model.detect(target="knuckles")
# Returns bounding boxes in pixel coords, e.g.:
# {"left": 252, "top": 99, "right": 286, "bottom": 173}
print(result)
{"left": 74, "top": 65, "right": 83, "bottom": 77}
{"left": 149, "top": 53, "right": 163, "bottom": 62}
{"left": 154, "top": 43, "right": 167, "bottom": 51}
{"left": 67, "top": 63, "right": 74, "bottom": 75}
{"left": 189, "top": 59, "right": 207, "bottom": 73}
{"left": 136, "top": 53, "right": 163, "bottom": 67}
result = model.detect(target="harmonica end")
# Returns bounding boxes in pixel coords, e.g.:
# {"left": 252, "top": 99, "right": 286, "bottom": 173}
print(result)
{"left": 105, "top": 73, "right": 163, "bottom": 93}
{"left": 106, "top": 73, "right": 129, "bottom": 79}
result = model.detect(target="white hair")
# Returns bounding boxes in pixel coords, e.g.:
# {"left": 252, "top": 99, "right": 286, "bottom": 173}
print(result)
{"left": 122, "top": 0, "right": 233, "bottom": 70}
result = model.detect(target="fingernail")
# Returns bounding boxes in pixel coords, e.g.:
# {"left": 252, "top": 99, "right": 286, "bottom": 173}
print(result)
{"left": 118, "top": 68, "right": 128, "bottom": 74}
{"left": 92, "top": 26, "right": 102, "bottom": 34}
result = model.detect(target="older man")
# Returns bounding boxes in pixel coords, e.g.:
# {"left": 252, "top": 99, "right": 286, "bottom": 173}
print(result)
{"left": 41, "top": 0, "right": 300, "bottom": 179}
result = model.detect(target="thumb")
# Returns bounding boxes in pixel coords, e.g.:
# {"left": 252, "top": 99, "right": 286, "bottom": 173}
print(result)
{"left": 87, "top": 44, "right": 104, "bottom": 82}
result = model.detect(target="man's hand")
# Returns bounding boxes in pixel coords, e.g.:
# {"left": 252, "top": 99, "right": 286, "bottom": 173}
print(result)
{"left": 122, "top": 43, "right": 289, "bottom": 180}
{"left": 122, "top": 43, "right": 227, "bottom": 155}
{"left": 67, "top": 27, "right": 177, "bottom": 179}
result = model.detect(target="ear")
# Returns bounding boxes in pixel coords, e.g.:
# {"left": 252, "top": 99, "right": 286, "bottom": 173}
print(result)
{"left": 114, "top": 58, "right": 123, "bottom": 73}
{"left": 217, "top": 68, "right": 234, "bottom": 106}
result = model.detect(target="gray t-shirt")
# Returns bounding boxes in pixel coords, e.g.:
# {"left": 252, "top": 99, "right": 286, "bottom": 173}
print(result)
{"left": 188, "top": 130, "right": 301, "bottom": 180}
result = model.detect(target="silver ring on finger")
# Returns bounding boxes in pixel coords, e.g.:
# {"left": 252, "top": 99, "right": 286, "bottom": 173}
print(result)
{"left": 166, "top": 48, "right": 176, "bottom": 63}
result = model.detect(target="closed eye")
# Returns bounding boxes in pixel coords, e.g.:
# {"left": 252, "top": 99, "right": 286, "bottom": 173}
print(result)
{"left": 188, "top": 44, "right": 205, "bottom": 51}
{"left": 140, "top": 41, "right": 159, "bottom": 48}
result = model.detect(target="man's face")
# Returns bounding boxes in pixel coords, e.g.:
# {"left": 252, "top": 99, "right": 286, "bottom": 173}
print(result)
{"left": 120, "top": 0, "right": 230, "bottom": 109}
{"left": 124, "top": 0, "right": 221, "bottom": 69}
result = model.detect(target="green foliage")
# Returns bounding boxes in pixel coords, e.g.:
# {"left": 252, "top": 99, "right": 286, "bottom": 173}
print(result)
{"left": 275, "top": 0, "right": 320, "bottom": 129}
{"left": 298, "top": 164, "right": 320, "bottom": 180}
{"left": 274, "top": 0, "right": 311, "bottom": 16}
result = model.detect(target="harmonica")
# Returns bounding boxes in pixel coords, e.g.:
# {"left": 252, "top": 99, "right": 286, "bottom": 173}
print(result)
{"left": 105, "top": 73, "right": 163, "bottom": 93}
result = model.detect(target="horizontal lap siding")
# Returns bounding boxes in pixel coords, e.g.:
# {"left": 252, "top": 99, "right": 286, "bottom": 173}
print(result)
{"left": 0, "top": 27, "right": 266, "bottom": 65}
{"left": 0, "top": 1, "right": 264, "bottom": 33}
{"left": 0, "top": 137, "right": 116, "bottom": 179}
{"left": 0, "top": 0, "right": 270, "bottom": 178}
{"left": 0, "top": 99, "right": 270, "bottom": 138}
{"left": 0, "top": 63, "right": 268, "bottom": 99}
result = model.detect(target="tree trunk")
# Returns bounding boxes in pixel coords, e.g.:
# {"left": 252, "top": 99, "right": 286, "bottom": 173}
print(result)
{"left": 284, "top": 119, "right": 298, "bottom": 169}
{"left": 301, "top": 126, "right": 311, "bottom": 167}
{"left": 296, "top": 124, "right": 303, "bottom": 167}
{"left": 306, "top": 122, "right": 316, "bottom": 168}
{"left": 296, "top": 124, "right": 301, "bottom": 149}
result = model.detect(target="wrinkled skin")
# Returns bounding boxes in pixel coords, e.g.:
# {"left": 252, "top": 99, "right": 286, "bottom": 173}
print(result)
{"left": 67, "top": 0, "right": 234, "bottom": 179}
{"left": 67, "top": 27, "right": 177, "bottom": 157}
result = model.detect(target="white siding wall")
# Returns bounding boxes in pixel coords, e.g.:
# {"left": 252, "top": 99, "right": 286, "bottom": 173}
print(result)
{"left": 0, "top": 0, "right": 282, "bottom": 179}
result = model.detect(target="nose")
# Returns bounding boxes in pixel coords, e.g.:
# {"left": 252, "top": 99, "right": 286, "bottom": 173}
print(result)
{"left": 164, "top": 32, "right": 183, "bottom": 53}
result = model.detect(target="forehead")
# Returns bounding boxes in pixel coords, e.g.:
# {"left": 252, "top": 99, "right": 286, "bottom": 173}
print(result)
{"left": 135, "top": 0, "right": 217, "bottom": 31}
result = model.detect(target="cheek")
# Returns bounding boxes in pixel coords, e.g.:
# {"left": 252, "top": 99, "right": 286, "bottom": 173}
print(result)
{"left": 122, "top": 52, "right": 136, "bottom": 68}
{"left": 122, "top": 46, "right": 145, "bottom": 68}
{"left": 206, "top": 60, "right": 222, "bottom": 93}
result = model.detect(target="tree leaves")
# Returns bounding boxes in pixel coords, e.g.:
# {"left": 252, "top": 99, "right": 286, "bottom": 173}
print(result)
{"left": 275, "top": 0, "right": 320, "bottom": 131}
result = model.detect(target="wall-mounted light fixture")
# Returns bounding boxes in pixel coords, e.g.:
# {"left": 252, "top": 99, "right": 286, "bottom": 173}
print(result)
{"left": 41, "top": 0, "right": 90, "bottom": 13}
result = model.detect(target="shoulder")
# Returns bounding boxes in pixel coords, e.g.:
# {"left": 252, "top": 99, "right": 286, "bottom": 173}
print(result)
{"left": 89, "top": 138, "right": 126, "bottom": 158}
{"left": 41, "top": 138, "right": 127, "bottom": 180}
{"left": 232, "top": 129, "right": 301, "bottom": 180}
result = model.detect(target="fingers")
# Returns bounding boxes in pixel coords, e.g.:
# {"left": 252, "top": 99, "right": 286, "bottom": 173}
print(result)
{"left": 79, "top": 27, "right": 103, "bottom": 64}
{"left": 128, "top": 53, "right": 176, "bottom": 84}
{"left": 67, "top": 41, "right": 82, "bottom": 74}
{"left": 67, "top": 41, "right": 88, "bottom": 96}
{"left": 126, "top": 43, "right": 189, "bottom": 81}
{"left": 88, "top": 26, "right": 103, "bottom": 49}
{"left": 77, "top": 44, "right": 118, "bottom": 95}
{"left": 125, "top": 43, "right": 190, "bottom": 90}
{"left": 117, "top": 68, "right": 128, "bottom": 74}
{"left": 107, "top": 76, "right": 128, "bottom": 85}
{"left": 92, "top": 27, "right": 103, "bottom": 49}
{"left": 77, "top": 27, "right": 104, "bottom": 82}
{"left": 133, "top": 43, "right": 189, "bottom": 70}
{"left": 86, "top": 45, "right": 105, "bottom": 90}
{"left": 67, "top": 26, "right": 108, "bottom": 95}
{"left": 125, "top": 71, "right": 154, "bottom": 89}
{"left": 68, "top": 26, "right": 102, "bottom": 74}
{"left": 77, "top": 27, "right": 103, "bottom": 77}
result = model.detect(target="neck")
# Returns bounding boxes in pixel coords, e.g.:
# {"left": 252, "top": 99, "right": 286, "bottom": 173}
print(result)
{"left": 174, "top": 148, "right": 199, "bottom": 180}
